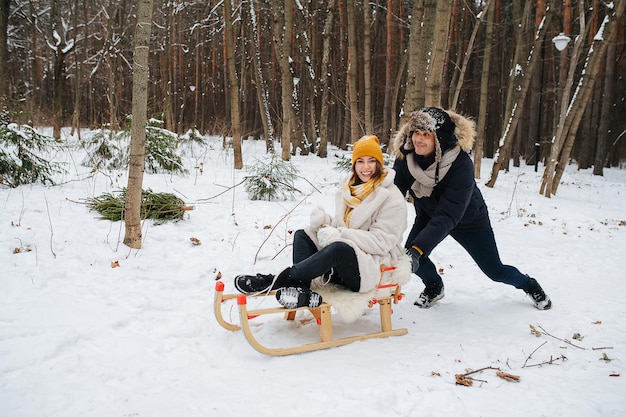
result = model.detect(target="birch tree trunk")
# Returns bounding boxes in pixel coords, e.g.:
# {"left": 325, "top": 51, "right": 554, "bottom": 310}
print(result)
{"left": 224, "top": 0, "right": 243, "bottom": 169}
{"left": 124, "top": 0, "right": 154, "bottom": 249}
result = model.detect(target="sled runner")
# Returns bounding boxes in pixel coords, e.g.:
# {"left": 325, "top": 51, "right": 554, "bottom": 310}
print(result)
{"left": 214, "top": 267, "right": 408, "bottom": 356}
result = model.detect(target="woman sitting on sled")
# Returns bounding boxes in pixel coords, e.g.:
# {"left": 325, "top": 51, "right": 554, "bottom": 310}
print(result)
{"left": 235, "top": 135, "right": 411, "bottom": 309}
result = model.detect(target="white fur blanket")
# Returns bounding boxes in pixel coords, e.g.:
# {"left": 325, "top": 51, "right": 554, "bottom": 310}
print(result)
{"left": 310, "top": 254, "right": 411, "bottom": 323}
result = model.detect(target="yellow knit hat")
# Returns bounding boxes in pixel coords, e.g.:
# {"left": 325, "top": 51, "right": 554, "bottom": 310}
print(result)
{"left": 352, "top": 135, "right": 383, "bottom": 166}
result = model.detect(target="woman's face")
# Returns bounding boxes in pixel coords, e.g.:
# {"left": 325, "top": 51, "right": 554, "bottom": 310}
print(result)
{"left": 411, "top": 130, "right": 436, "bottom": 156}
{"left": 354, "top": 156, "right": 379, "bottom": 183}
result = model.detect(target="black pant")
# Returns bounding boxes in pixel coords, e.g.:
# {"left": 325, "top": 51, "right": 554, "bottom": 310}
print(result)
{"left": 408, "top": 227, "right": 532, "bottom": 290}
{"left": 289, "top": 229, "right": 361, "bottom": 292}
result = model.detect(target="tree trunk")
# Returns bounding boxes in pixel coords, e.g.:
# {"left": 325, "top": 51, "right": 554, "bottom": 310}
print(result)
{"left": 162, "top": 4, "right": 175, "bottom": 132}
{"left": 224, "top": 0, "right": 243, "bottom": 169}
{"left": 346, "top": 0, "right": 360, "bottom": 144}
{"left": 363, "top": 1, "right": 373, "bottom": 134}
{"left": 403, "top": 0, "right": 425, "bottom": 120}
{"left": 474, "top": 0, "right": 495, "bottom": 179}
{"left": 540, "top": 0, "right": 588, "bottom": 196}
{"left": 249, "top": 1, "right": 275, "bottom": 153}
{"left": 415, "top": 0, "right": 436, "bottom": 110}
{"left": 424, "top": 1, "right": 453, "bottom": 107}
{"left": 0, "top": 0, "right": 9, "bottom": 123}
{"left": 390, "top": 51, "right": 408, "bottom": 144}
{"left": 318, "top": 0, "right": 336, "bottom": 158}
{"left": 70, "top": 0, "right": 81, "bottom": 139}
{"left": 594, "top": 33, "right": 617, "bottom": 176}
{"left": 451, "top": 0, "right": 490, "bottom": 110}
{"left": 546, "top": 0, "right": 625, "bottom": 195}
{"left": 294, "top": 5, "right": 313, "bottom": 156}
{"left": 527, "top": 0, "right": 546, "bottom": 167}
{"left": 272, "top": 0, "right": 295, "bottom": 160}
{"left": 51, "top": 0, "right": 69, "bottom": 140}
{"left": 486, "top": 3, "right": 550, "bottom": 188}
{"left": 124, "top": 0, "right": 154, "bottom": 249}
{"left": 382, "top": 0, "right": 395, "bottom": 141}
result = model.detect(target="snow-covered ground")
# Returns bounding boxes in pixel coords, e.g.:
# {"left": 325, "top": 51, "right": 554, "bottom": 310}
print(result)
{"left": 1, "top": 132, "right": 625, "bottom": 417}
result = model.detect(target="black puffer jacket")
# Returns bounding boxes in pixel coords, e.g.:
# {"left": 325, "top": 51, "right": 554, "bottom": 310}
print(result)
{"left": 392, "top": 109, "right": 491, "bottom": 256}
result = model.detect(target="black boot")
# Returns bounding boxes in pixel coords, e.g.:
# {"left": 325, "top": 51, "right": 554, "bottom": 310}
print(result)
{"left": 524, "top": 277, "right": 552, "bottom": 310}
{"left": 234, "top": 273, "right": 275, "bottom": 294}
{"left": 276, "top": 287, "right": 323, "bottom": 309}
{"left": 414, "top": 281, "right": 445, "bottom": 308}
{"left": 234, "top": 267, "right": 292, "bottom": 294}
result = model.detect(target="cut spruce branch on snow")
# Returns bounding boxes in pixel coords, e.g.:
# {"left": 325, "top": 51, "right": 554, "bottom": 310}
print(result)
{"left": 82, "top": 189, "right": 193, "bottom": 222}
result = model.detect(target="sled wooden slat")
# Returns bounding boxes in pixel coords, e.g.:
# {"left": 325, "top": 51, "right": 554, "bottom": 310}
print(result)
{"left": 238, "top": 298, "right": 407, "bottom": 355}
{"left": 214, "top": 281, "right": 407, "bottom": 356}
{"left": 213, "top": 281, "right": 277, "bottom": 331}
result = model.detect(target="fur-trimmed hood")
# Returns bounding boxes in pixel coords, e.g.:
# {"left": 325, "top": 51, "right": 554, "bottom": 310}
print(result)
{"left": 392, "top": 108, "right": 476, "bottom": 160}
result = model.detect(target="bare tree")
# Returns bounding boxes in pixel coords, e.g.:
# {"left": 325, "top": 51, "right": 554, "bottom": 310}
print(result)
{"left": 124, "top": 0, "right": 154, "bottom": 249}
{"left": 50, "top": 0, "right": 75, "bottom": 139}
{"left": 362, "top": 1, "right": 373, "bottom": 134}
{"left": 542, "top": 0, "right": 625, "bottom": 196}
{"left": 594, "top": 31, "right": 618, "bottom": 175}
{"left": 382, "top": 0, "right": 395, "bottom": 140}
{"left": 317, "top": 0, "right": 336, "bottom": 158}
{"left": 474, "top": 0, "right": 495, "bottom": 179}
{"left": 272, "top": 0, "right": 296, "bottom": 160}
{"left": 486, "top": 3, "right": 552, "bottom": 188}
{"left": 0, "top": 0, "right": 9, "bottom": 122}
{"left": 424, "top": 1, "right": 452, "bottom": 107}
{"left": 248, "top": 1, "right": 274, "bottom": 153}
{"left": 345, "top": 0, "right": 360, "bottom": 143}
{"left": 402, "top": 0, "right": 425, "bottom": 121}
{"left": 3, "top": 0, "right": 626, "bottom": 167}
{"left": 450, "top": 0, "right": 490, "bottom": 110}
{"left": 224, "top": 0, "right": 243, "bottom": 169}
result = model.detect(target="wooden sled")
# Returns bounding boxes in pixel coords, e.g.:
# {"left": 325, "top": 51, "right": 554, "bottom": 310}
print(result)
{"left": 214, "top": 279, "right": 408, "bottom": 356}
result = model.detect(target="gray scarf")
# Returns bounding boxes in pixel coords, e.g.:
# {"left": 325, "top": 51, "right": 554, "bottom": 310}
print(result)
{"left": 407, "top": 146, "right": 461, "bottom": 198}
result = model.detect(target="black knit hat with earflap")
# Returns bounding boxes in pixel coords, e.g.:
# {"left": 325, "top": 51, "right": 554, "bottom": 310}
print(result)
{"left": 408, "top": 107, "right": 457, "bottom": 153}
{"left": 407, "top": 107, "right": 457, "bottom": 184}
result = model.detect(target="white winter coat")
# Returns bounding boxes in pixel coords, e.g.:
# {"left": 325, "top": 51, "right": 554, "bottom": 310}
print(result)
{"left": 305, "top": 168, "right": 411, "bottom": 293}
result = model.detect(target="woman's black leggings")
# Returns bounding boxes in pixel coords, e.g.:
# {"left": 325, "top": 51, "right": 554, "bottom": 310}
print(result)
{"left": 289, "top": 229, "right": 361, "bottom": 292}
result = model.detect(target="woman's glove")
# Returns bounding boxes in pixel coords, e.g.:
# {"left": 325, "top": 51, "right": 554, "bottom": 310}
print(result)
{"left": 317, "top": 226, "right": 340, "bottom": 247}
{"left": 309, "top": 206, "right": 327, "bottom": 231}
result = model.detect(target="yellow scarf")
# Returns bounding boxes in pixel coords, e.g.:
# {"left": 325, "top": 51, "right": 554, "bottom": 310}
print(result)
{"left": 342, "top": 171, "right": 387, "bottom": 226}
